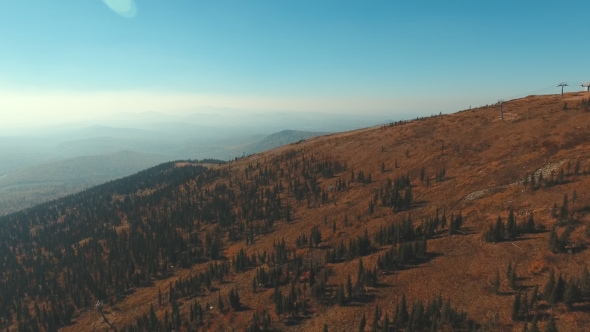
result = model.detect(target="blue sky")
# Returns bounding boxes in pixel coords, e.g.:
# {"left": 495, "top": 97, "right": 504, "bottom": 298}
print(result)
{"left": 1, "top": 0, "right": 589, "bottom": 126}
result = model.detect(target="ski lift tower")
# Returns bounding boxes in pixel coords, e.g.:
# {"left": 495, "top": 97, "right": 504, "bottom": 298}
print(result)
{"left": 582, "top": 82, "right": 590, "bottom": 92}
{"left": 557, "top": 82, "right": 568, "bottom": 96}
{"left": 497, "top": 99, "right": 504, "bottom": 119}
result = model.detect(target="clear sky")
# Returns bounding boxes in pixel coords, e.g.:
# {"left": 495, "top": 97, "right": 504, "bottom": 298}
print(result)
{"left": 1, "top": 0, "right": 589, "bottom": 127}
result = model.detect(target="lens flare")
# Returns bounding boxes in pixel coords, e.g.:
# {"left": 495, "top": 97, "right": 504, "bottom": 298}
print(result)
{"left": 101, "top": 0, "right": 137, "bottom": 18}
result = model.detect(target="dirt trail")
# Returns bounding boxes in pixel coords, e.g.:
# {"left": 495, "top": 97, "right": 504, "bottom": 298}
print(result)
{"left": 463, "top": 159, "right": 568, "bottom": 201}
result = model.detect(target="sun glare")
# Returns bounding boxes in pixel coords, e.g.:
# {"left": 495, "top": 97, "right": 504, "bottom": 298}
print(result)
{"left": 101, "top": 0, "right": 137, "bottom": 18}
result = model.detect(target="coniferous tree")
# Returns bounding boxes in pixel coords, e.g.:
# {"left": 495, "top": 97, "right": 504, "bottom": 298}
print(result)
{"left": 397, "top": 294, "right": 409, "bottom": 327}
{"left": 372, "top": 309, "right": 379, "bottom": 332}
{"left": 572, "top": 189, "right": 578, "bottom": 216}
{"left": 559, "top": 194, "right": 569, "bottom": 223}
{"left": 544, "top": 314, "right": 557, "bottom": 332}
{"left": 347, "top": 274, "right": 354, "bottom": 301}
{"left": 558, "top": 227, "right": 571, "bottom": 252}
{"left": 544, "top": 269, "right": 556, "bottom": 304}
{"left": 381, "top": 314, "right": 389, "bottom": 332}
{"left": 554, "top": 273, "right": 566, "bottom": 303}
{"left": 420, "top": 166, "right": 425, "bottom": 183}
{"left": 510, "top": 266, "right": 518, "bottom": 290}
{"left": 526, "top": 212, "right": 535, "bottom": 232}
{"left": 529, "top": 285, "right": 539, "bottom": 309}
{"left": 217, "top": 292, "right": 224, "bottom": 312}
{"left": 530, "top": 315, "right": 539, "bottom": 332}
{"left": 563, "top": 278, "right": 578, "bottom": 310}
{"left": 493, "top": 270, "right": 501, "bottom": 294}
{"left": 548, "top": 227, "right": 561, "bottom": 253}
{"left": 511, "top": 292, "right": 521, "bottom": 321}
{"left": 359, "top": 313, "right": 366, "bottom": 332}
{"left": 507, "top": 208, "right": 518, "bottom": 239}
{"left": 520, "top": 291, "right": 529, "bottom": 318}
{"left": 229, "top": 288, "right": 241, "bottom": 310}
{"left": 337, "top": 285, "right": 346, "bottom": 306}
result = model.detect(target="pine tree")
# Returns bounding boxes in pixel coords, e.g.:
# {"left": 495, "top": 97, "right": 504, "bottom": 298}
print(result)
{"left": 381, "top": 314, "right": 389, "bottom": 332}
{"left": 564, "top": 278, "right": 577, "bottom": 310}
{"left": 572, "top": 189, "right": 578, "bottom": 216}
{"left": 530, "top": 315, "right": 539, "bottom": 332}
{"left": 372, "top": 311, "right": 379, "bottom": 332}
{"left": 510, "top": 266, "right": 518, "bottom": 290}
{"left": 309, "top": 262, "right": 316, "bottom": 287}
{"left": 559, "top": 194, "right": 569, "bottom": 222}
{"left": 544, "top": 270, "right": 556, "bottom": 303}
{"left": 347, "top": 274, "right": 354, "bottom": 301}
{"left": 398, "top": 294, "right": 409, "bottom": 327}
{"left": 420, "top": 166, "right": 425, "bottom": 183}
{"left": 555, "top": 273, "right": 566, "bottom": 303}
{"left": 529, "top": 285, "right": 539, "bottom": 309}
{"left": 359, "top": 313, "right": 366, "bottom": 332}
{"left": 548, "top": 227, "right": 560, "bottom": 253}
{"left": 507, "top": 208, "right": 518, "bottom": 239}
{"left": 493, "top": 270, "right": 501, "bottom": 294}
{"left": 544, "top": 314, "right": 557, "bottom": 332}
{"left": 520, "top": 291, "right": 529, "bottom": 318}
{"left": 494, "top": 216, "right": 505, "bottom": 242}
{"left": 558, "top": 228, "right": 571, "bottom": 252}
{"left": 217, "top": 292, "right": 224, "bottom": 312}
{"left": 511, "top": 292, "right": 521, "bottom": 321}
{"left": 526, "top": 212, "right": 535, "bottom": 232}
{"left": 337, "top": 285, "right": 346, "bottom": 306}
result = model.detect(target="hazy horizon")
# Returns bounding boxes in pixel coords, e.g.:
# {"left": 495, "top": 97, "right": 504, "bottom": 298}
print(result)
{"left": 2, "top": 1, "right": 589, "bottom": 129}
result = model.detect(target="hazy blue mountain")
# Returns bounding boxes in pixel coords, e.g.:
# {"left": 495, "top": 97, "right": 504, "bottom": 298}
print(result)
{"left": 240, "top": 130, "right": 328, "bottom": 154}
{"left": 0, "top": 109, "right": 397, "bottom": 215}
{"left": 0, "top": 151, "right": 169, "bottom": 215}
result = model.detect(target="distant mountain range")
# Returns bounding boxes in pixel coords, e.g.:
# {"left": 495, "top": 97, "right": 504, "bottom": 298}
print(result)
{"left": 0, "top": 109, "right": 396, "bottom": 215}
{"left": 0, "top": 129, "right": 328, "bottom": 215}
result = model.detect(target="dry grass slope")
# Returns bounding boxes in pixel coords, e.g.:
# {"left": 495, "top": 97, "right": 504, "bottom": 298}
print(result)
{"left": 64, "top": 92, "right": 590, "bottom": 332}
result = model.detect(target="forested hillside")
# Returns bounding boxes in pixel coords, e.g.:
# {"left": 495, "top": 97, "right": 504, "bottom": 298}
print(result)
{"left": 2, "top": 93, "right": 590, "bottom": 331}
{"left": 0, "top": 130, "right": 326, "bottom": 216}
